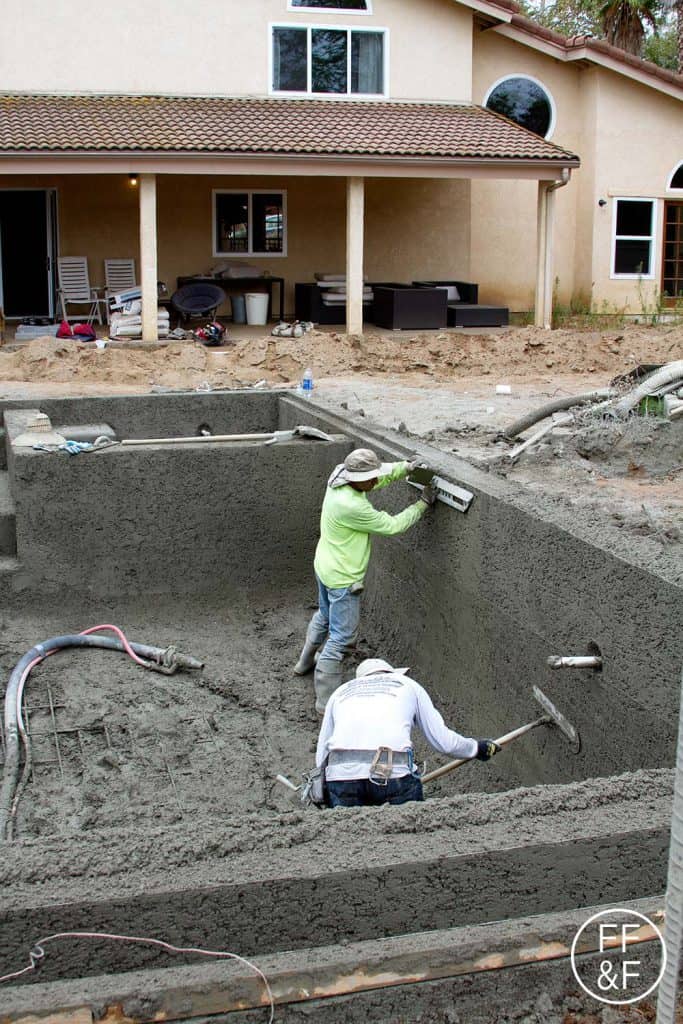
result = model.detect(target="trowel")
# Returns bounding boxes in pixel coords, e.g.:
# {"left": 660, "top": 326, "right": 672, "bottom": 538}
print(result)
{"left": 422, "top": 685, "right": 580, "bottom": 785}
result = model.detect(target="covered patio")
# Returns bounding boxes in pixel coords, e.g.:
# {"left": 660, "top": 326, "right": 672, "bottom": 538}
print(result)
{"left": 0, "top": 94, "right": 579, "bottom": 338}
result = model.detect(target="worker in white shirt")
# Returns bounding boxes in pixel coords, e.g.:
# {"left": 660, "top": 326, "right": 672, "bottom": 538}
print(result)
{"left": 316, "top": 658, "right": 501, "bottom": 807}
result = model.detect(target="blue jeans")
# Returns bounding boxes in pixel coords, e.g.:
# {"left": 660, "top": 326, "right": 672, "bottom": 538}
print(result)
{"left": 308, "top": 575, "right": 361, "bottom": 663}
{"left": 327, "top": 775, "right": 424, "bottom": 807}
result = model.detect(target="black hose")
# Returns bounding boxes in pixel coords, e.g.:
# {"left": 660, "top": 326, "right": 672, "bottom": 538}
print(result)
{"left": 0, "top": 634, "right": 202, "bottom": 840}
{"left": 501, "top": 389, "right": 615, "bottom": 441}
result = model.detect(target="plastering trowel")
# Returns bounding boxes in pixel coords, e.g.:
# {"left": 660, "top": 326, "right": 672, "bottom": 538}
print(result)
{"left": 407, "top": 465, "right": 474, "bottom": 514}
{"left": 421, "top": 685, "right": 580, "bottom": 785}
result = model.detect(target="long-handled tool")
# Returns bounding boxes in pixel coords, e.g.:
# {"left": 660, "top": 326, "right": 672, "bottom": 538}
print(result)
{"left": 422, "top": 685, "right": 580, "bottom": 785}
{"left": 121, "top": 425, "right": 333, "bottom": 447}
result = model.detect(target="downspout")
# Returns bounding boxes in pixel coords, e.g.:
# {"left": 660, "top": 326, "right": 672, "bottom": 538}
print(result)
{"left": 537, "top": 169, "right": 571, "bottom": 330}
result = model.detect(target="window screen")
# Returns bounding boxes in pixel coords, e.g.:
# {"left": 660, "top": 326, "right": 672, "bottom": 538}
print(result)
{"left": 272, "top": 28, "right": 308, "bottom": 92}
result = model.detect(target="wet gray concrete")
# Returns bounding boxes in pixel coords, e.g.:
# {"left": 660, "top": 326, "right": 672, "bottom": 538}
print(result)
{"left": 0, "top": 391, "right": 680, "bottom": 1016}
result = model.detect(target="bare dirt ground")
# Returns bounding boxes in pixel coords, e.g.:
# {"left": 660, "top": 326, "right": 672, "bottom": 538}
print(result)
{"left": 1, "top": 322, "right": 681, "bottom": 555}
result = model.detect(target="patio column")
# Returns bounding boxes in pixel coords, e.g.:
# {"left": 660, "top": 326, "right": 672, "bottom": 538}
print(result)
{"left": 535, "top": 171, "right": 570, "bottom": 329}
{"left": 139, "top": 173, "right": 158, "bottom": 343}
{"left": 535, "top": 182, "right": 548, "bottom": 328}
{"left": 346, "top": 177, "right": 365, "bottom": 336}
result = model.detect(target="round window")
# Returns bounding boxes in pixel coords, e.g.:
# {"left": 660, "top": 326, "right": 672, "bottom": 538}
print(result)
{"left": 485, "top": 76, "right": 554, "bottom": 139}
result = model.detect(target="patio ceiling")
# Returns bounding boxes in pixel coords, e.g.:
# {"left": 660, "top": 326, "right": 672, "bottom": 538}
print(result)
{"left": 0, "top": 94, "right": 579, "bottom": 180}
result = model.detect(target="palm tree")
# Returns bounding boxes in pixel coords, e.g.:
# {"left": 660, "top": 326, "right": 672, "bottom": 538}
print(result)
{"left": 600, "top": 0, "right": 659, "bottom": 54}
{"left": 662, "top": 0, "right": 683, "bottom": 71}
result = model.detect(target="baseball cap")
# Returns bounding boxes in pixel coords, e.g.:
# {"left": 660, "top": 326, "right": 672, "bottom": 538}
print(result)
{"left": 356, "top": 658, "right": 409, "bottom": 678}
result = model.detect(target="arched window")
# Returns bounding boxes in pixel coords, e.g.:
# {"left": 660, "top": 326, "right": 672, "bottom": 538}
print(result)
{"left": 668, "top": 162, "right": 683, "bottom": 189}
{"left": 484, "top": 75, "right": 556, "bottom": 140}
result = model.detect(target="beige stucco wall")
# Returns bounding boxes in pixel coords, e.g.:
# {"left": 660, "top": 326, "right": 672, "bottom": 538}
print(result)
{"left": 470, "top": 31, "right": 584, "bottom": 310}
{"left": 0, "top": 0, "right": 472, "bottom": 102}
{"left": 590, "top": 69, "right": 683, "bottom": 313}
{"left": 471, "top": 29, "right": 683, "bottom": 314}
{"left": 0, "top": 173, "right": 471, "bottom": 318}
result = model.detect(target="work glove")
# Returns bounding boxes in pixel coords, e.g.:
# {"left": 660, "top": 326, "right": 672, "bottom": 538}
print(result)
{"left": 476, "top": 739, "right": 502, "bottom": 761}
{"left": 419, "top": 484, "right": 437, "bottom": 507}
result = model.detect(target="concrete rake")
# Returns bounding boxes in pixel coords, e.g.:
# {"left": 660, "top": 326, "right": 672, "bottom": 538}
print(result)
{"left": 422, "top": 685, "right": 580, "bottom": 785}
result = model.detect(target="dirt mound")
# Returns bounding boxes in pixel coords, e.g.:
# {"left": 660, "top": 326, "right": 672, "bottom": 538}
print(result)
{"left": 0, "top": 324, "right": 681, "bottom": 389}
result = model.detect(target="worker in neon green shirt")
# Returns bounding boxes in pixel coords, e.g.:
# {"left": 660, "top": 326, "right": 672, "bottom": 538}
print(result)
{"left": 294, "top": 448, "right": 435, "bottom": 713}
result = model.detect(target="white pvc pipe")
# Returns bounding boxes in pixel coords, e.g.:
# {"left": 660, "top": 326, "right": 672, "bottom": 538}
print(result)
{"left": 121, "top": 433, "right": 276, "bottom": 447}
{"left": 612, "top": 361, "right": 683, "bottom": 417}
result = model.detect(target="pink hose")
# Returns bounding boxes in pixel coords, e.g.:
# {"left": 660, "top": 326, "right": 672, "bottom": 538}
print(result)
{"left": 79, "top": 624, "right": 148, "bottom": 666}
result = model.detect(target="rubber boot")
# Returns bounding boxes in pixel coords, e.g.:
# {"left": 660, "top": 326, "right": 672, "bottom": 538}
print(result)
{"left": 314, "top": 658, "right": 343, "bottom": 715}
{"left": 294, "top": 622, "right": 327, "bottom": 675}
{"left": 294, "top": 638, "right": 319, "bottom": 675}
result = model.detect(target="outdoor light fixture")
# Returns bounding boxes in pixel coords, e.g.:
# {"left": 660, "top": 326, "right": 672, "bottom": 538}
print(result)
{"left": 128, "top": 173, "right": 138, "bottom": 187}
{"left": 598, "top": 198, "right": 607, "bottom": 207}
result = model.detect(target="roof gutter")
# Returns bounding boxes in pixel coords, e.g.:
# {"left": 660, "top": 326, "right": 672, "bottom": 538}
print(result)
{"left": 0, "top": 150, "right": 580, "bottom": 181}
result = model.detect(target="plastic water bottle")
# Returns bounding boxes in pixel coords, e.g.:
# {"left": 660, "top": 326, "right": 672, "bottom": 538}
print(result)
{"left": 300, "top": 367, "right": 314, "bottom": 397}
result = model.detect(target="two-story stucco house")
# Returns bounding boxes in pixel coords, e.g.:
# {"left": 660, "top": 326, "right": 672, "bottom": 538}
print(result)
{"left": 0, "top": 0, "right": 681, "bottom": 340}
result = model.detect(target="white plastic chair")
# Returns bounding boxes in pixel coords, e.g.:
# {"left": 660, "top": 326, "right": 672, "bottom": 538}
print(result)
{"left": 104, "top": 259, "right": 137, "bottom": 323}
{"left": 57, "top": 257, "right": 106, "bottom": 325}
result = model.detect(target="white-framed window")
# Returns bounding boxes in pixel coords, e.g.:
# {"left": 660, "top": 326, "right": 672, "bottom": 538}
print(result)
{"left": 667, "top": 162, "right": 683, "bottom": 190}
{"left": 271, "top": 24, "right": 386, "bottom": 96}
{"left": 483, "top": 74, "right": 556, "bottom": 140}
{"left": 287, "top": 0, "right": 371, "bottom": 11}
{"left": 611, "top": 198, "right": 656, "bottom": 279}
{"left": 213, "top": 190, "right": 287, "bottom": 258}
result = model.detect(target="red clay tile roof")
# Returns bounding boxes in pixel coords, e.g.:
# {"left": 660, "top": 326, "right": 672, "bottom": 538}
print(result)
{"left": 0, "top": 94, "right": 579, "bottom": 164}
{"left": 484, "top": 0, "right": 683, "bottom": 91}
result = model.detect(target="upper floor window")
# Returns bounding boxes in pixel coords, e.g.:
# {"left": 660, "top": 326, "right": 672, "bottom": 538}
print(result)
{"left": 611, "top": 198, "right": 655, "bottom": 279}
{"left": 668, "top": 162, "right": 683, "bottom": 189}
{"left": 289, "top": 0, "right": 371, "bottom": 9}
{"left": 272, "top": 25, "right": 385, "bottom": 95}
{"left": 484, "top": 75, "right": 555, "bottom": 140}
{"left": 213, "top": 190, "right": 286, "bottom": 257}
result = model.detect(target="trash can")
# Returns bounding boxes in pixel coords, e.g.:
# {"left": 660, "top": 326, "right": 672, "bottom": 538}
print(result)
{"left": 245, "top": 292, "right": 269, "bottom": 326}
{"left": 231, "top": 294, "right": 246, "bottom": 324}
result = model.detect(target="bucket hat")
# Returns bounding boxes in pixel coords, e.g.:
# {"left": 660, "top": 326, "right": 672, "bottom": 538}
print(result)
{"left": 343, "top": 448, "right": 392, "bottom": 482}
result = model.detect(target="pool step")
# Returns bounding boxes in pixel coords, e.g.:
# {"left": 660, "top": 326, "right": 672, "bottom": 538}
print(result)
{"left": 0, "top": 471, "right": 16, "bottom": 556}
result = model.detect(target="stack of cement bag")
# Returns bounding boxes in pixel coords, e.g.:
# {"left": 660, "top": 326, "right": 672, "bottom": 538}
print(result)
{"left": 109, "top": 299, "right": 170, "bottom": 340}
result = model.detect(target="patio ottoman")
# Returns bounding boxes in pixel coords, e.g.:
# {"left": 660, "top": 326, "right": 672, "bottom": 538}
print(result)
{"left": 371, "top": 284, "right": 447, "bottom": 330}
{"left": 447, "top": 304, "right": 509, "bottom": 327}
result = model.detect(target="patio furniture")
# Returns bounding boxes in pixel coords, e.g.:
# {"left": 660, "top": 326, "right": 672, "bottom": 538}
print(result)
{"left": 104, "top": 259, "right": 137, "bottom": 324}
{"left": 177, "top": 275, "right": 285, "bottom": 323}
{"left": 413, "top": 280, "right": 509, "bottom": 327}
{"left": 170, "top": 283, "right": 226, "bottom": 324}
{"left": 57, "top": 257, "right": 107, "bottom": 325}
{"left": 447, "top": 304, "right": 510, "bottom": 327}
{"left": 295, "top": 282, "right": 373, "bottom": 325}
{"left": 372, "top": 283, "right": 447, "bottom": 330}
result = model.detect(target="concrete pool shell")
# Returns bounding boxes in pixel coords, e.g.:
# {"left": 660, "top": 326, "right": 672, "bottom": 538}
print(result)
{"left": 0, "top": 389, "right": 681, "bottom": 1020}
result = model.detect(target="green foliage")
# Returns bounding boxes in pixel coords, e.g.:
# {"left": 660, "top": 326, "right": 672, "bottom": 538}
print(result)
{"left": 518, "top": 0, "right": 602, "bottom": 37}
{"left": 521, "top": 0, "right": 678, "bottom": 69}
{"left": 643, "top": 23, "right": 679, "bottom": 66}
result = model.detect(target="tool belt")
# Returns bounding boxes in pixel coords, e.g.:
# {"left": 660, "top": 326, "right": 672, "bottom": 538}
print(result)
{"left": 328, "top": 747, "right": 414, "bottom": 785}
